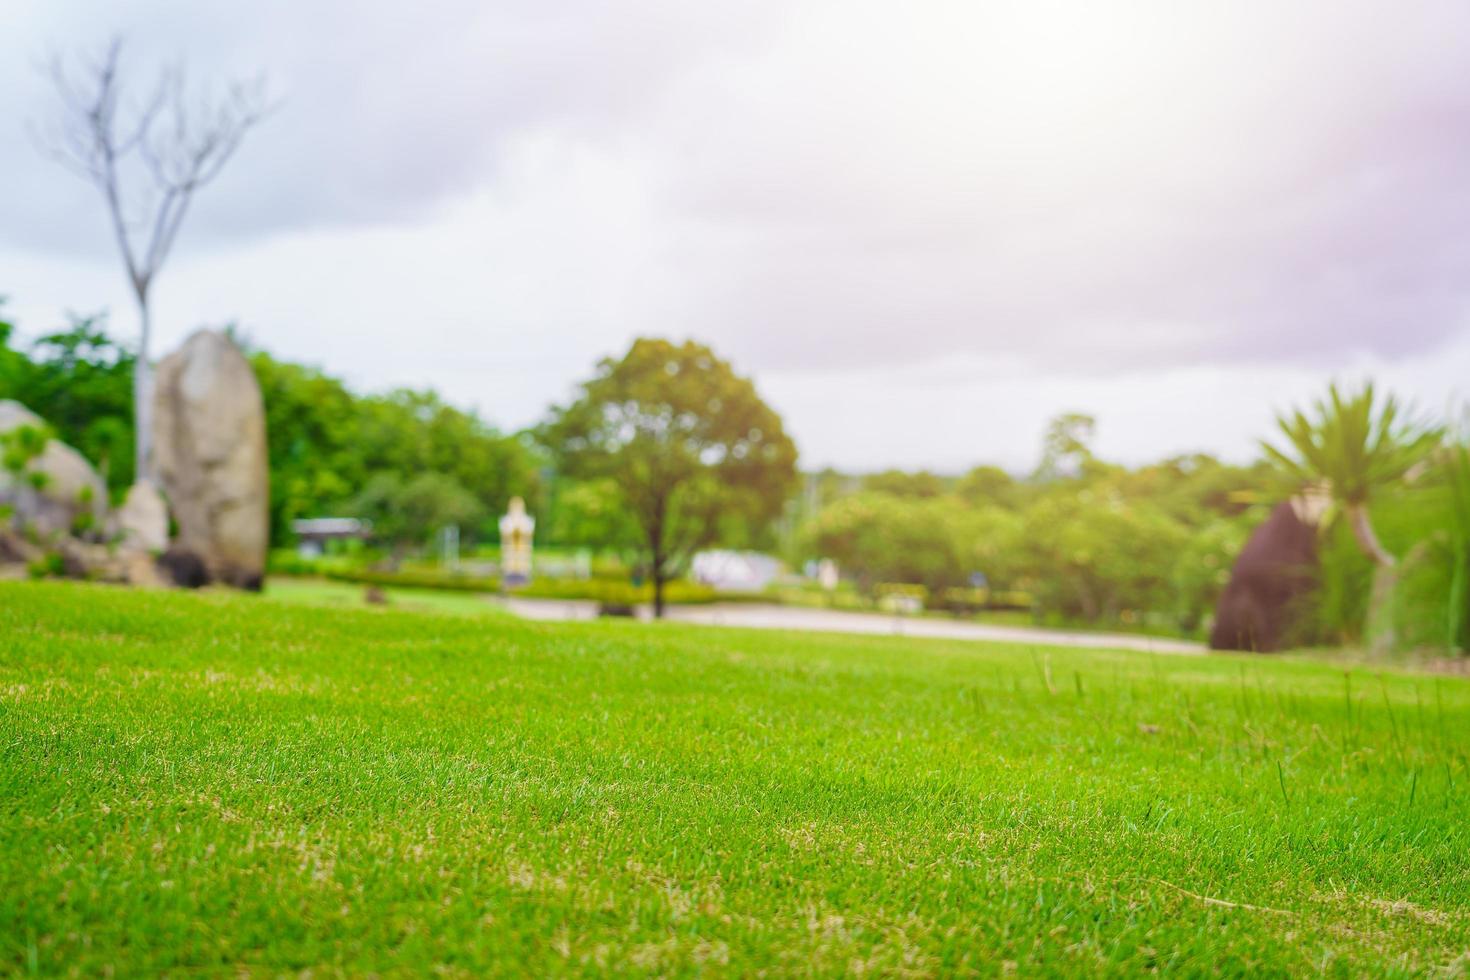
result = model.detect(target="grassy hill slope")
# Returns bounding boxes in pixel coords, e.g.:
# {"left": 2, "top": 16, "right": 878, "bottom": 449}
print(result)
{"left": 2, "top": 581, "right": 1467, "bottom": 975}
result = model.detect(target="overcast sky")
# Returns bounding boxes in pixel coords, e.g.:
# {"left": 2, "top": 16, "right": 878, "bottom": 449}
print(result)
{"left": 3, "top": 0, "right": 1468, "bottom": 472}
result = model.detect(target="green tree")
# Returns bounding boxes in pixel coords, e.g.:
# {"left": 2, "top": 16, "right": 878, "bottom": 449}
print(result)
{"left": 955, "top": 465, "right": 1021, "bottom": 509}
{"left": 862, "top": 469, "right": 947, "bottom": 498}
{"left": 1263, "top": 382, "right": 1441, "bottom": 651}
{"left": 251, "top": 351, "right": 538, "bottom": 547}
{"left": 251, "top": 352, "right": 362, "bottom": 542}
{"left": 1101, "top": 454, "right": 1265, "bottom": 526}
{"left": 544, "top": 478, "right": 639, "bottom": 552}
{"left": 963, "top": 505, "right": 1026, "bottom": 591}
{"left": 349, "top": 472, "right": 483, "bottom": 560}
{"left": 1036, "top": 412, "right": 1097, "bottom": 480}
{"left": 1170, "top": 516, "right": 1251, "bottom": 635}
{"left": 800, "top": 493, "right": 999, "bottom": 596}
{"left": 1433, "top": 434, "right": 1470, "bottom": 651}
{"left": 1017, "top": 493, "right": 1189, "bottom": 624}
{"left": 356, "top": 389, "right": 538, "bottom": 538}
{"left": 541, "top": 338, "right": 798, "bottom": 616}
{"left": 0, "top": 312, "right": 135, "bottom": 495}
{"left": 0, "top": 303, "right": 29, "bottom": 392}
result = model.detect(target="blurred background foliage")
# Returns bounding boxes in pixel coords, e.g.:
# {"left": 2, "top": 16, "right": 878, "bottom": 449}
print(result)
{"left": 3, "top": 301, "right": 1466, "bottom": 651}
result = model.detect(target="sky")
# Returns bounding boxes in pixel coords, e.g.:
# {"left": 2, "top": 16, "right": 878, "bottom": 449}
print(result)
{"left": 2, "top": 0, "right": 1468, "bottom": 473}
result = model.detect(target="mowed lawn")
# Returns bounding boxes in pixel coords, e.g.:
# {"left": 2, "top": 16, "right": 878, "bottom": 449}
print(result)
{"left": 2, "top": 582, "right": 1468, "bottom": 976}
{"left": 261, "top": 576, "right": 507, "bottom": 618}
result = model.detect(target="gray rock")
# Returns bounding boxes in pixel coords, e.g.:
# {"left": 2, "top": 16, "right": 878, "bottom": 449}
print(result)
{"left": 152, "top": 330, "right": 269, "bottom": 589}
{"left": 123, "top": 551, "right": 169, "bottom": 588}
{"left": 0, "top": 526, "right": 41, "bottom": 566}
{"left": 114, "top": 479, "right": 169, "bottom": 553}
{"left": 53, "top": 538, "right": 159, "bottom": 586}
{"left": 0, "top": 400, "right": 109, "bottom": 540}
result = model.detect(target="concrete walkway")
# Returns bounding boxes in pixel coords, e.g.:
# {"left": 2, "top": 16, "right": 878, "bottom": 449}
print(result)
{"left": 498, "top": 598, "right": 1204, "bottom": 655}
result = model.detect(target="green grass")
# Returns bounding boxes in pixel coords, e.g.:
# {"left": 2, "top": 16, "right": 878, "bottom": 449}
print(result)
{"left": 262, "top": 575, "right": 506, "bottom": 617}
{"left": 2, "top": 581, "right": 1468, "bottom": 976}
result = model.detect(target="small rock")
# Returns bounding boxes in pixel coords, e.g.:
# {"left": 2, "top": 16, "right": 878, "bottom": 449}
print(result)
{"left": 0, "top": 527, "right": 40, "bottom": 566}
{"left": 55, "top": 538, "right": 129, "bottom": 583}
{"left": 114, "top": 480, "right": 169, "bottom": 553}
{"left": 123, "top": 551, "right": 169, "bottom": 588}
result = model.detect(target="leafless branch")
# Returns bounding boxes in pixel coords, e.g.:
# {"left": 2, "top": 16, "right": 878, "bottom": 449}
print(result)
{"left": 36, "top": 35, "right": 273, "bottom": 480}
{"left": 35, "top": 36, "right": 272, "bottom": 301}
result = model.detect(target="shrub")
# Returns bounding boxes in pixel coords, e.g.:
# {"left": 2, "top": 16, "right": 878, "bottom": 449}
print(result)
{"left": 511, "top": 579, "right": 717, "bottom": 606}
{"left": 327, "top": 567, "right": 501, "bottom": 593}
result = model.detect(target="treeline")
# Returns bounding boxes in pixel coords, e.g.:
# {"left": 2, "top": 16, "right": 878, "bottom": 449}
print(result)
{"left": 5, "top": 305, "right": 1466, "bottom": 649}
{"left": 0, "top": 315, "right": 137, "bottom": 488}
{"left": 794, "top": 416, "right": 1271, "bottom": 636}
{"left": 0, "top": 309, "right": 538, "bottom": 547}
{"left": 253, "top": 353, "right": 537, "bottom": 549}
{"left": 796, "top": 406, "right": 1470, "bottom": 651}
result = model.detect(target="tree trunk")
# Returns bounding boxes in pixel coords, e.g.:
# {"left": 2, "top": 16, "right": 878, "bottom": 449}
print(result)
{"left": 133, "top": 294, "right": 154, "bottom": 483}
{"left": 1364, "top": 563, "right": 1397, "bottom": 654}
{"left": 1075, "top": 574, "right": 1099, "bottom": 622}
{"left": 645, "top": 495, "right": 667, "bottom": 619}
{"left": 652, "top": 565, "right": 666, "bottom": 619}
{"left": 1347, "top": 503, "right": 1397, "bottom": 654}
{"left": 1347, "top": 503, "right": 1395, "bottom": 569}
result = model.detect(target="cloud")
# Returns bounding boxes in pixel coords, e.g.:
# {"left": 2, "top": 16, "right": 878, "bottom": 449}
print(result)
{"left": 2, "top": 0, "right": 1467, "bottom": 470}
{"left": 630, "top": 0, "right": 1470, "bottom": 372}
{"left": 1, "top": 0, "right": 777, "bottom": 252}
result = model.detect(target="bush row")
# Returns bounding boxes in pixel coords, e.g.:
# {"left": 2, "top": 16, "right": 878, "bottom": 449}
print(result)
{"left": 327, "top": 567, "right": 502, "bottom": 593}
{"left": 270, "top": 554, "right": 746, "bottom": 606}
{"left": 511, "top": 578, "right": 719, "bottom": 605}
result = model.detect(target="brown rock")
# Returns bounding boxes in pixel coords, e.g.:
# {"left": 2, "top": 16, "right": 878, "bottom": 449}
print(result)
{"left": 1209, "top": 501, "right": 1319, "bottom": 652}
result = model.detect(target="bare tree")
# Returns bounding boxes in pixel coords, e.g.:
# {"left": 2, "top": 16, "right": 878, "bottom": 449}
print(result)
{"left": 36, "top": 37, "right": 270, "bottom": 482}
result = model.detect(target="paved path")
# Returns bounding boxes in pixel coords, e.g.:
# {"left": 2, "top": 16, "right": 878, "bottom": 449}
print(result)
{"left": 498, "top": 598, "right": 1204, "bottom": 655}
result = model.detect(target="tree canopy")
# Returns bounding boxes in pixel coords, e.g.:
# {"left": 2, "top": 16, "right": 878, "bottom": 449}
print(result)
{"left": 0, "top": 310, "right": 136, "bottom": 493}
{"left": 0, "top": 309, "right": 538, "bottom": 547}
{"left": 541, "top": 338, "right": 798, "bottom": 614}
{"left": 1263, "top": 382, "right": 1443, "bottom": 650}
{"left": 349, "top": 471, "right": 483, "bottom": 557}
{"left": 251, "top": 350, "right": 538, "bottom": 546}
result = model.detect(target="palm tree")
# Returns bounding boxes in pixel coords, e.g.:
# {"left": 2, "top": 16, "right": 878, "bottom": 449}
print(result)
{"left": 1262, "top": 382, "right": 1441, "bottom": 652}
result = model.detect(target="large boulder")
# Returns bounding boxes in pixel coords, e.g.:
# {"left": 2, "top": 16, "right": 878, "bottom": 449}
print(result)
{"left": 152, "top": 330, "right": 269, "bottom": 589}
{"left": 1209, "top": 500, "right": 1320, "bottom": 652}
{"left": 0, "top": 400, "right": 109, "bottom": 540}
